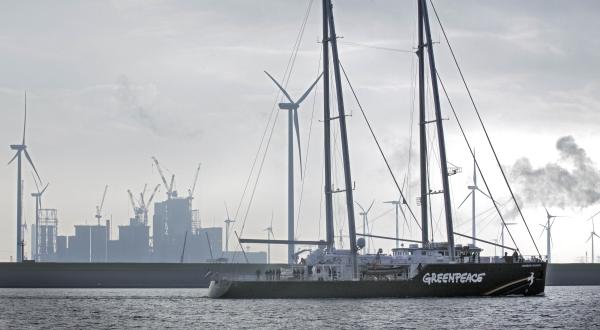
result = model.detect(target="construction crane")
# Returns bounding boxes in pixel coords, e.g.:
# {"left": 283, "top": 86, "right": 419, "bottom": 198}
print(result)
{"left": 152, "top": 156, "right": 176, "bottom": 199}
{"left": 128, "top": 184, "right": 160, "bottom": 226}
{"left": 95, "top": 185, "right": 108, "bottom": 225}
{"left": 141, "top": 184, "right": 160, "bottom": 226}
{"left": 188, "top": 163, "right": 201, "bottom": 198}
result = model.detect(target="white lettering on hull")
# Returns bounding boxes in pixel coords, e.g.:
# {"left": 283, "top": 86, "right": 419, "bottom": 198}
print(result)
{"left": 422, "top": 272, "right": 486, "bottom": 285}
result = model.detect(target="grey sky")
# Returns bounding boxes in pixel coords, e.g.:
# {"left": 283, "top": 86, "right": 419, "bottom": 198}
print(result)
{"left": 2, "top": 0, "right": 600, "bottom": 263}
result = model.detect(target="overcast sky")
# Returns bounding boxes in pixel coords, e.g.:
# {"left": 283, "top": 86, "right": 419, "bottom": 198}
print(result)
{"left": 2, "top": 0, "right": 600, "bottom": 263}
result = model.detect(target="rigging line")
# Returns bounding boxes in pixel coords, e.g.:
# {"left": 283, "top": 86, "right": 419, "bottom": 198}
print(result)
{"left": 235, "top": 0, "right": 314, "bottom": 244}
{"left": 296, "top": 47, "right": 323, "bottom": 236}
{"left": 338, "top": 40, "right": 415, "bottom": 53}
{"left": 232, "top": 0, "right": 313, "bottom": 223}
{"left": 436, "top": 71, "right": 520, "bottom": 253}
{"left": 429, "top": 0, "right": 541, "bottom": 258}
{"left": 339, "top": 62, "right": 421, "bottom": 230}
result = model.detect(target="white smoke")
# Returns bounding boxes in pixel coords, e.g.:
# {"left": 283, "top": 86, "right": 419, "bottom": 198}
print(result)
{"left": 510, "top": 136, "right": 600, "bottom": 208}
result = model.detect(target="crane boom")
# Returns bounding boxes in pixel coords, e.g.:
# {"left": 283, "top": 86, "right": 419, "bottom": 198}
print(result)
{"left": 152, "top": 156, "right": 172, "bottom": 197}
{"left": 127, "top": 189, "right": 137, "bottom": 213}
{"left": 189, "top": 163, "right": 201, "bottom": 198}
{"left": 146, "top": 184, "right": 161, "bottom": 207}
{"left": 99, "top": 185, "right": 108, "bottom": 213}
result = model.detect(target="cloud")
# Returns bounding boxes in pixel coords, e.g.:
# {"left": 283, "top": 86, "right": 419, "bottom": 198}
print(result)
{"left": 510, "top": 136, "right": 600, "bottom": 208}
{"left": 115, "top": 75, "right": 202, "bottom": 138}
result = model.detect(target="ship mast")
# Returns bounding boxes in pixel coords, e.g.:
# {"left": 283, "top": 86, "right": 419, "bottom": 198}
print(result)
{"left": 324, "top": 0, "right": 359, "bottom": 275}
{"left": 417, "top": 0, "right": 429, "bottom": 247}
{"left": 322, "top": 0, "right": 335, "bottom": 251}
{"left": 418, "top": 0, "right": 455, "bottom": 259}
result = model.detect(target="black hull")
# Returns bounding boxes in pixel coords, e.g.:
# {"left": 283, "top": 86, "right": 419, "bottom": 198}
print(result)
{"left": 209, "top": 262, "right": 547, "bottom": 298}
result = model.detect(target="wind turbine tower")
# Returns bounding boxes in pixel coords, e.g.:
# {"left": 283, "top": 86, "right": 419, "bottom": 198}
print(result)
{"left": 265, "top": 212, "right": 274, "bottom": 264}
{"left": 224, "top": 203, "right": 235, "bottom": 253}
{"left": 384, "top": 198, "right": 409, "bottom": 249}
{"left": 540, "top": 207, "right": 565, "bottom": 263}
{"left": 356, "top": 200, "right": 375, "bottom": 254}
{"left": 8, "top": 92, "right": 42, "bottom": 262}
{"left": 31, "top": 174, "right": 49, "bottom": 261}
{"left": 264, "top": 71, "right": 323, "bottom": 264}
{"left": 458, "top": 151, "right": 492, "bottom": 246}
{"left": 587, "top": 217, "right": 600, "bottom": 263}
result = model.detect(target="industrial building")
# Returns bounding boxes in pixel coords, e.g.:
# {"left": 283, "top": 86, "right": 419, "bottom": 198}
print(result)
{"left": 36, "top": 196, "right": 266, "bottom": 264}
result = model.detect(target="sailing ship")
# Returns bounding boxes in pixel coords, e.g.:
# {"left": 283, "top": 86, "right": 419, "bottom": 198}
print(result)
{"left": 208, "top": 0, "right": 546, "bottom": 298}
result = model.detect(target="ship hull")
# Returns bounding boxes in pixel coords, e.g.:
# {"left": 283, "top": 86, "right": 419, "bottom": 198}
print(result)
{"left": 208, "top": 262, "right": 546, "bottom": 298}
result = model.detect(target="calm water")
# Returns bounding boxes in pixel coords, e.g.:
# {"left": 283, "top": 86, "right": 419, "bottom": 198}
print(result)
{"left": 1, "top": 286, "right": 598, "bottom": 329}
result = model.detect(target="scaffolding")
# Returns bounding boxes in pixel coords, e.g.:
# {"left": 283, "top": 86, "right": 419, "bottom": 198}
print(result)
{"left": 38, "top": 209, "right": 58, "bottom": 261}
{"left": 192, "top": 209, "right": 201, "bottom": 234}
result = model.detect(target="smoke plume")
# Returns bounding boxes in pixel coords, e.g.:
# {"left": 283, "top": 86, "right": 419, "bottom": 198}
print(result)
{"left": 510, "top": 136, "right": 600, "bottom": 208}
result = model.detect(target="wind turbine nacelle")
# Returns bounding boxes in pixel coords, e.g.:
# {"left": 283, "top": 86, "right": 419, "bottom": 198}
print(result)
{"left": 278, "top": 103, "right": 296, "bottom": 110}
{"left": 10, "top": 144, "right": 25, "bottom": 150}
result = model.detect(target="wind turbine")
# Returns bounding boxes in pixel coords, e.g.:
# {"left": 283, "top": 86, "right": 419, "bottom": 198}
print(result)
{"left": 8, "top": 92, "right": 42, "bottom": 262}
{"left": 265, "top": 212, "right": 274, "bottom": 264}
{"left": 356, "top": 200, "right": 375, "bottom": 254}
{"left": 31, "top": 173, "right": 49, "bottom": 261}
{"left": 539, "top": 207, "right": 566, "bottom": 263}
{"left": 224, "top": 203, "right": 235, "bottom": 254}
{"left": 586, "top": 218, "right": 600, "bottom": 264}
{"left": 457, "top": 150, "right": 492, "bottom": 246}
{"left": 384, "top": 197, "right": 410, "bottom": 249}
{"left": 264, "top": 70, "right": 323, "bottom": 264}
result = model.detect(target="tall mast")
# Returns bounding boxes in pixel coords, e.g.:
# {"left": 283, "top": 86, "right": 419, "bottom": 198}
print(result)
{"left": 322, "top": 0, "right": 334, "bottom": 251}
{"left": 326, "top": 0, "right": 358, "bottom": 276}
{"left": 421, "top": 0, "right": 455, "bottom": 259}
{"left": 417, "top": 0, "right": 428, "bottom": 247}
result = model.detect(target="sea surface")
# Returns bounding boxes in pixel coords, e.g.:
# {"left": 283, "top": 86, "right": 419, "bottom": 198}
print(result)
{"left": 1, "top": 286, "right": 598, "bottom": 329}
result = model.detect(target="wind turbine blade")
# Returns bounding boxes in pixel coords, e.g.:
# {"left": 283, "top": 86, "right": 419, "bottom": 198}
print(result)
{"left": 224, "top": 201, "right": 231, "bottom": 220}
{"left": 293, "top": 109, "right": 303, "bottom": 180}
{"left": 587, "top": 235, "right": 592, "bottom": 243}
{"left": 474, "top": 187, "right": 491, "bottom": 200}
{"left": 594, "top": 233, "right": 600, "bottom": 239}
{"left": 355, "top": 201, "right": 364, "bottom": 212}
{"left": 544, "top": 207, "right": 550, "bottom": 219}
{"left": 7, "top": 151, "right": 20, "bottom": 165}
{"left": 24, "top": 150, "right": 41, "bottom": 183}
{"left": 457, "top": 191, "right": 473, "bottom": 209}
{"left": 40, "top": 183, "right": 49, "bottom": 195}
{"left": 367, "top": 200, "right": 375, "bottom": 213}
{"left": 296, "top": 72, "right": 323, "bottom": 105}
{"left": 22, "top": 91, "right": 27, "bottom": 145}
{"left": 31, "top": 171, "right": 40, "bottom": 193}
{"left": 264, "top": 71, "right": 294, "bottom": 103}
{"left": 538, "top": 225, "right": 546, "bottom": 239}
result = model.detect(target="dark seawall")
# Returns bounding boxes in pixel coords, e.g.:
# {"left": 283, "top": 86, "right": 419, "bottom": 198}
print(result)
{"left": 0, "top": 262, "right": 598, "bottom": 288}
{"left": 546, "top": 263, "right": 600, "bottom": 286}
{"left": 0, "top": 262, "right": 284, "bottom": 288}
